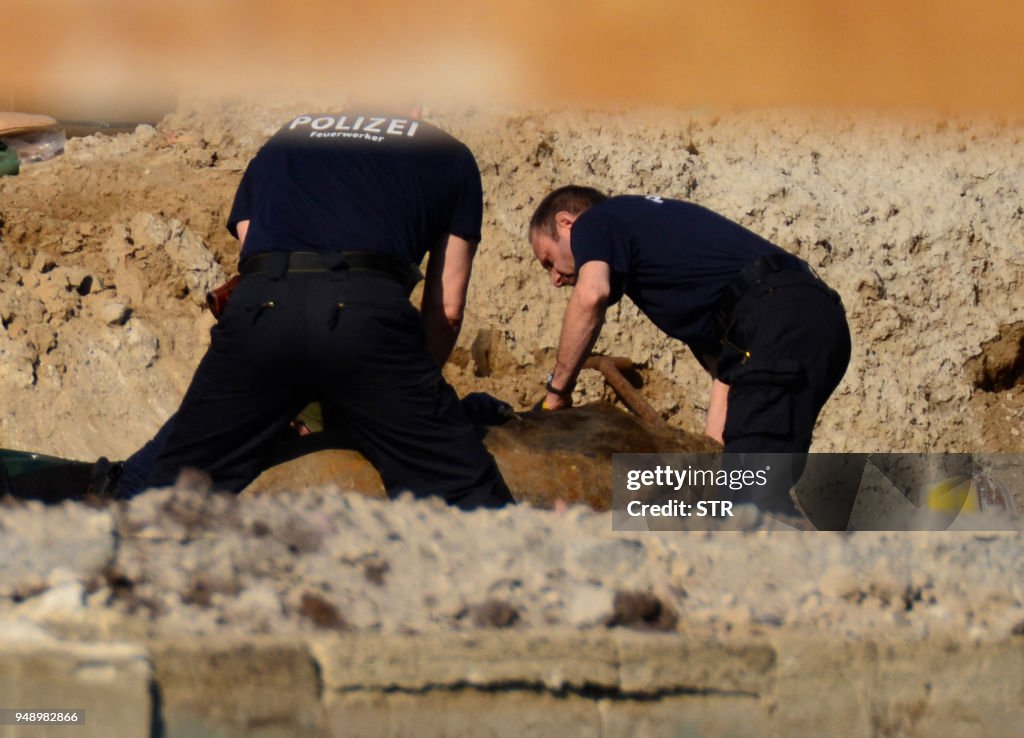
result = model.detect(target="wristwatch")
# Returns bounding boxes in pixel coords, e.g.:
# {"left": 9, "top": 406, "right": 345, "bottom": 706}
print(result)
{"left": 545, "top": 372, "right": 575, "bottom": 398}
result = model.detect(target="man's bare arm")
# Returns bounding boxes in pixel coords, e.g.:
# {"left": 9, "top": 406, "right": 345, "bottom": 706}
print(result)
{"left": 705, "top": 378, "right": 729, "bottom": 444}
{"left": 543, "top": 261, "right": 611, "bottom": 409}
{"left": 235, "top": 219, "right": 249, "bottom": 247}
{"left": 421, "top": 234, "right": 476, "bottom": 366}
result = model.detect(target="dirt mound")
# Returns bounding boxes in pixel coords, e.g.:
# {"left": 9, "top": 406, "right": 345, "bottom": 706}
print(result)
{"left": 1, "top": 101, "right": 1023, "bottom": 464}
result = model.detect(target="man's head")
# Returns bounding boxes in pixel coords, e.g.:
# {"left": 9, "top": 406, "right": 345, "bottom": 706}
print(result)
{"left": 528, "top": 185, "right": 608, "bottom": 287}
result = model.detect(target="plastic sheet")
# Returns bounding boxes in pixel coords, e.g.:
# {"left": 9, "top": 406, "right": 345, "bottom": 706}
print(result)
{"left": 0, "top": 129, "right": 66, "bottom": 164}
{"left": 0, "top": 140, "right": 18, "bottom": 175}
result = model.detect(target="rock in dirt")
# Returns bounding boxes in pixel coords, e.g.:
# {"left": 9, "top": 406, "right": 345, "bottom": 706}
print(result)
{"left": 0, "top": 502, "right": 116, "bottom": 599}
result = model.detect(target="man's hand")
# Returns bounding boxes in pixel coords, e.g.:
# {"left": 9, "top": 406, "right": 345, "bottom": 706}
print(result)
{"left": 533, "top": 391, "right": 573, "bottom": 412}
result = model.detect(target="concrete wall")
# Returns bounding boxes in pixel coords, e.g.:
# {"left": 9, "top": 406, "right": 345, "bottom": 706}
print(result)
{"left": 2, "top": 630, "right": 1021, "bottom": 738}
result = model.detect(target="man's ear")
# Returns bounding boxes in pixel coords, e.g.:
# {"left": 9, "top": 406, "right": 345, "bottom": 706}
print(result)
{"left": 555, "top": 211, "right": 577, "bottom": 230}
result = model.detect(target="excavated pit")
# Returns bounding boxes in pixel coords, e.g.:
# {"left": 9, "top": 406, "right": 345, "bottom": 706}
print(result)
{"left": 2, "top": 102, "right": 1024, "bottom": 737}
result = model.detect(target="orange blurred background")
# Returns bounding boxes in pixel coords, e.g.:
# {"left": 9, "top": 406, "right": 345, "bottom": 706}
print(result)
{"left": 3, "top": 0, "right": 1024, "bottom": 120}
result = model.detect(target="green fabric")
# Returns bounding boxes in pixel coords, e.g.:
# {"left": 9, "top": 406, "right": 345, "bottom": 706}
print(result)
{"left": 0, "top": 142, "right": 18, "bottom": 176}
{"left": 0, "top": 449, "right": 75, "bottom": 477}
{"left": 297, "top": 402, "right": 324, "bottom": 433}
{"left": 0, "top": 449, "right": 95, "bottom": 503}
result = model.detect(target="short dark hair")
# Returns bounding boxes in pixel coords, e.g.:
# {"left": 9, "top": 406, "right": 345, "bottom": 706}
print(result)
{"left": 528, "top": 185, "right": 609, "bottom": 238}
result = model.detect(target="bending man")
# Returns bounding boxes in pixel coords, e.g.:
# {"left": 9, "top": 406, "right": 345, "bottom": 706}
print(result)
{"left": 529, "top": 186, "right": 851, "bottom": 510}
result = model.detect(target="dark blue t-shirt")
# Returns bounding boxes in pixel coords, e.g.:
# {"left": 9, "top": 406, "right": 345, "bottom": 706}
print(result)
{"left": 228, "top": 113, "right": 483, "bottom": 266}
{"left": 570, "top": 195, "right": 786, "bottom": 359}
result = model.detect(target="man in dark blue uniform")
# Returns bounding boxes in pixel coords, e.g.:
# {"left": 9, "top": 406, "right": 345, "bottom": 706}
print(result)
{"left": 121, "top": 112, "right": 513, "bottom": 510}
{"left": 529, "top": 186, "right": 850, "bottom": 511}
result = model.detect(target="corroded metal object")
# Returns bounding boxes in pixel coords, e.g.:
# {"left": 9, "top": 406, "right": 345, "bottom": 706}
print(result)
{"left": 247, "top": 403, "right": 718, "bottom": 510}
{"left": 247, "top": 355, "right": 716, "bottom": 509}
{"left": 485, "top": 403, "right": 719, "bottom": 510}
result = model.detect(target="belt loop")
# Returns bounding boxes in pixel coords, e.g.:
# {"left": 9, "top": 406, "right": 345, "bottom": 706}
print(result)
{"left": 323, "top": 252, "right": 350, "bottom": 271}
{"left": 267, "top": 252, "right": 289, "bottom": 280}
{"left": 323, "top": 252, "right": 350, "bottom": 281}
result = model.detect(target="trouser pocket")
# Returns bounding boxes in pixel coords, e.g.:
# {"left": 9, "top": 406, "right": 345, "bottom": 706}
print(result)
{"left": 723, "top": 358, "right": 805, "bottom": 442}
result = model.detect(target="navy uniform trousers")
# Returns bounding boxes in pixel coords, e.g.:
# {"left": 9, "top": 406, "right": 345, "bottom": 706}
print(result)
{"left": 134, "top": 268, "right": 514, "bottom": 510}
{"left": 716, "top": 267, "right": 852, "bottom": 515}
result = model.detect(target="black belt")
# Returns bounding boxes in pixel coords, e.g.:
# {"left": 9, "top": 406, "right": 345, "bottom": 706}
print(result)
{"left": 715, "top": 253, "right": 818, "bottom": 320}
{"left": 239, "top": 251, "right": 422, "bottom": 292}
